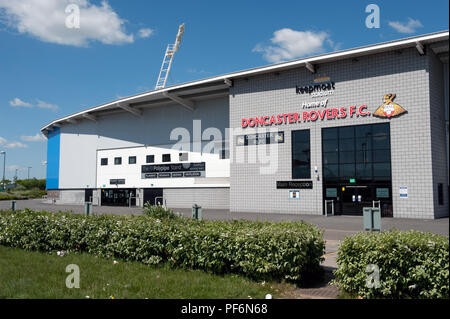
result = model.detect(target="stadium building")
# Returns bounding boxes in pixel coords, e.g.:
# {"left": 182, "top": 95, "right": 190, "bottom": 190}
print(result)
{"left": 41, "top": 31, "right": 449, "bottom": 219}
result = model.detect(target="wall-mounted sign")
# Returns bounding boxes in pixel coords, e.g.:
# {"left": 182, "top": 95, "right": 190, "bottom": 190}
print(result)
{"left": 277, "top": 181, "right": 313, "bottom": 189}
{"left": 289, "top": 190, "right": 300, "bottom": 199}
{"left": 241, "top": 105, "right": 370, "bottom": 128}
{"left": 296, "top": 77, "right": 336, "bottom": 98}
{"left": 110, "top": 179, "right": 125, "bottom": 185}
{"left": 376, "top": 188, "right": 389, "bottom": 198}
{"left": 399, "top": 186, "right": 408, "bottom": 198}
{"left": 141, "top": 162, "right": 205, "bottom": 179}
{"left": 326, "top": 188, "right": 337, "bottom": 197}
{"left": 236, "top": 132, "right": 284, "bottom": 146}
{"left": 373, "top": 94, "right": 407, "bottom": 118}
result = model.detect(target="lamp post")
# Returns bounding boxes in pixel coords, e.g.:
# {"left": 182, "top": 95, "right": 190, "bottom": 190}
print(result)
{"left": 0, "top": 151, "right": 5, "bottom": 189}
{"left": 27, "top": 166, "right": 32, "bottom": 180}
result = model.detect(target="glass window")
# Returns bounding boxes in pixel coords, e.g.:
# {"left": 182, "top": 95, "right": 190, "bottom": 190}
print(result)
{"left": 114, "top": 157, "right": 122, "bottom": 165}
{"left": 323, "top": 140, "right": 338, "bottom": 152}
{"left": 292, "top": 130, "right": 310, "bottom": 179}
{"left": 322, "top": 128, "right": 338, "bottom": 140}
{"left": 339, "top": 126, "right": 354, "bottom": 139}
{"left": 340, "top": 164, "right": 355, "bottom": 177}
{"left": 339, "top": 151, "right": 355, "bottom": 164}
{"left": 146, "top": 155, "right": 154, "bottom": 163}
{"left": 438, "top": 183, "right": 444, "bottom": 205}
{"left": 129, "top": 156, "right": 136, "bottom": 164}
{"left": 323, "top": 152, "right": 338, "bottom": 164}
{"left": 355, "top": 137, "right": 372, "bottom": 151}
{"left": 373, "top": 150, "right": 390, "bottom": 163}
{"left": 356, "top": 151, "right": 371, "bottom": 163}
{"left": 373, "top": 134, "right": 389, "bottom": 150}
{"left": 339, "top": 138, "right": 355, "bottom": 151}
{"left": 101, "top": 158, "right": 108, "bottom": 166}
{"left": 373, "top": 163, "right": 391, "bottom": 177}
{"left": 356, "top": 163, "right": 372, "bottom": 178}
{"left": 355, "top": 125, "right": 372, "bottom": 138}
{"left": 162, "top": 154, "right": 171, "bottom": 162}
{"left": 323, "top": 165, "right": 339, "bottom": 179}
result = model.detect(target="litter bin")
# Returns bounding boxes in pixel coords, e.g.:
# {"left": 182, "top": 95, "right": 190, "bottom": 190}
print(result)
{"left": 192, "top": 204, "right": 202, "bottom": 220}
{"left": 363, "top": 207, "right": 381, "bottom": 231}
{"left": 11, "top": 200, "right": 16, "bottom": 211}
{"left": 85, "top": 202, "right": 93, "bottom": 216}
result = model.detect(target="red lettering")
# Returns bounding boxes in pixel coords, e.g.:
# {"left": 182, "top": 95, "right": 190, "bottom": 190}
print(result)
{"left": 302, "top": 112, "right": 309, "bottom": 122}
{"left": 248, "top": 118, "right": 256, "bottom": 127}
{"left": 310, "top": 110, "right": 318, "bottom": 121}
{"left": 326, "top": 109, "right": 332, "bottom": 119}
{"left": 288, "top": 113, "right": 294, "bottom": 123}
{"left": 340, "top": 107, "right": 347, "bottom": 118}
{"left": 349, "top": 106, "right": 356, "bottom": 117}
{"left": 282, "top": 114, "right": 288, "bottom": 124}
{"left": 277, "top": 114, "right": 283, "bottom": 124}
{"left": 269, "top": 115, "right": 276, "bottom": 125}
{"left": 359, "top": 105, "right": 369, "bottom": 116}
{"left": 318, "top": 109, "right": 326, "bottom": 120}
{"left": 262, "top": 116, "right": 269, "bottom": 125}
{"left": 293, "top": 112, "right": 299, "bottom": 123}
{"left": 332, "top": 108, "right": 338, "bottom": 119}
{"left": 241, "top": 118, "right": 248, "bottom": 128}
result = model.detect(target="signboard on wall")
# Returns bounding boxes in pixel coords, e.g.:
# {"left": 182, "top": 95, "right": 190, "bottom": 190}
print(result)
{"left": 289, "top": 190, "right": 300, "bottom": 199}
{"left": 399, "top": 186, "right": 408, "bottom": 198}
{"left": 277, "top": 181, "right": 313, "bottom": 189}
{"left": 110, "top": 179, "right": 125, "bottom": 185}
{"left": 141, "top": 162, "right": 206, "bottom": 179}
{"left": 236, "top": 132, "right": 284, "bottom": 146}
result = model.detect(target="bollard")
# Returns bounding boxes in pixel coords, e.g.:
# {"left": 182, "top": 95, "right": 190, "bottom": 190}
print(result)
{"left": 11, "top": 200, "right": 16, "bottom": 211}
{"left": 191, "top": 204, "right": 202, "bottom": 220}
{"left": 85, "top": 202, "right": 92, "bottom": 216}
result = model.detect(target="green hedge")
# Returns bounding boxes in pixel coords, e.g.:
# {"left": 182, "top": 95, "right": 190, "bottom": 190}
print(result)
{"left": 0, "top": 209, "right": 325, "bottom": 282}
{"left": 333, "top": 230, "right": 449, "bottom": 299}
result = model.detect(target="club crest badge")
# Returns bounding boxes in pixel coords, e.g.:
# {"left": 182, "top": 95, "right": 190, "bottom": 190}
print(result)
{"left": 373, "top": 94, "right": 407, "bottom": 118}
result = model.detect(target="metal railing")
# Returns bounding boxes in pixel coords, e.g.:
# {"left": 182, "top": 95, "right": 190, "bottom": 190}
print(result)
{"left": 325, "top": 200, "right": 334, "bottom": 216}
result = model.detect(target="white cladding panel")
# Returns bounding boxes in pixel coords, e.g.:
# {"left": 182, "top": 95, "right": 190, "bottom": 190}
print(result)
{"left": 58, "top": 97, "right": 229, "bottom": 189}
{"left": 97, "top": 145, "right": 230, "bottom": 189}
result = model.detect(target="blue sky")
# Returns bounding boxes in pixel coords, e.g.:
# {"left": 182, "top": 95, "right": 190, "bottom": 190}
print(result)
{"left": 0, "top": 0, "right": 448, "bottom": 180}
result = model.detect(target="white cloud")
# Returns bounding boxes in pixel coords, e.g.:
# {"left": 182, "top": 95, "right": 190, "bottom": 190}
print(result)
{"left": 253, "top": 29, "right": 334, "bottom": 63}
{"left": 388, "top": 18, "right": 423, "bottom": 34}
{"left": 36, "top": 99, "right": 59, "bottom": 111}
{"left": 0, "top": 136, "right": 28, "bottom": 149}
{"left": 20, "top": 133, "right": 46, "bottom": 142}
{"left": 138, "top": 28, "right": 154, "bottom": 38}
{"left": 0, "top": 0, "right": 134, "bottom": 47}
{"left": 9, "top": 97, "right": 32, "bottom": 107}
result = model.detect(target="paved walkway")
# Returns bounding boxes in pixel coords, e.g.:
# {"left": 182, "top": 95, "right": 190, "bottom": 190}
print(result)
{"left": 2, "top": 199, "right": 448, "bottom": 299}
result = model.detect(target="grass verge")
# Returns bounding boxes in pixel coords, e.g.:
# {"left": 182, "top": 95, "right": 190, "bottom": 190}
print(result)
{"left": 0, "top": 245, "right": 295, "bottom": 299}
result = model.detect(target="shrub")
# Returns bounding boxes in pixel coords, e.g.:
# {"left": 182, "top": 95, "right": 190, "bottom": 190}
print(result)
{"left": 0, "top": 209, "right": 325, "bottom": 283}
{"left": 333, "top": 230, "right": 449, "bottom": 299}
{"left": 143, "top": 203, "right": 179, "bottom": 219}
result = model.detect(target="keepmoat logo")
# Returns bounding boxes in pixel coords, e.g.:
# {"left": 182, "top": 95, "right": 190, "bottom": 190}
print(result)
{"left": 296, "top": 76, "right": 335, "bottom": 98}
{"left": 373, "top": 94, "right": 407, "bottom": 118}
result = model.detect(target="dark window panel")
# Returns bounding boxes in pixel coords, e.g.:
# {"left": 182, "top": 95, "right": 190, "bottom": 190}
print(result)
{"left": 339, "top": 151, "right": 355, "bottom": 164}
{"left": 356, "top": 137, "right": 372, "bottom": 151}
{"left": 323, "top": 164, "right": 339, "bottom": 179}
{"left": 146, "top": 155, "right": 154, "bottom": 163}
{"left": 373, "top": 163, "right": 391, "bottom": 177}
{"left": 356, "top": 151, "right": 372, "bottom": 163}
{"left": 339, "top": 164, "right": 355, "bottom": 178}
{"left": 323, "top": 152, "right": 339, "bottom": 164}
{"left": 322, "top": 128, "right": 338, "bottom": 140}
{"left": 323, "top": 140, "right": 339, "bottom": 152}
{"left": 114, "top": 157, "right": 122, "bottom": 165}
{"left": 162, "top": 154, "right": 171, "bottom": 162}
{"left": 101, "top": 158, "right": 108, "bottom": 166}
{"left": 339, "top": 138, "right": 355, "bottom": 151}
{"left": 373, "top": 150, "right": 391, "bottom": 163}
{"left": 339, "top": 126, "right": 355, "bottom": 139}
{"left": 292, "top": 130, "right": 311, "bottom": 179}
{"left": 356, "top": 163, "right": 372, "bottom": 178}
{"left": 129, "top": 156, "right": 137, "bottom": 164}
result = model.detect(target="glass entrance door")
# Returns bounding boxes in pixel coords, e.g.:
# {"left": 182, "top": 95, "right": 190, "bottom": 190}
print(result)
{"left": 341, "top": 186, "right": 372, "bottom": 215}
